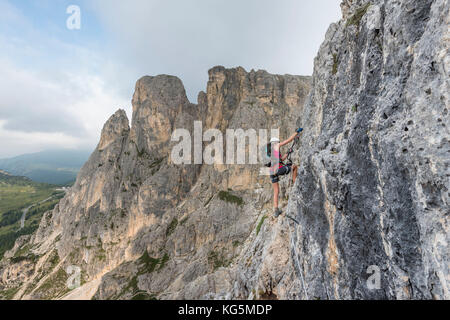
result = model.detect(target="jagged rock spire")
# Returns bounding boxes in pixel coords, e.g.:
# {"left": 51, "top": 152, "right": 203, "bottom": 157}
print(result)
{"left": 98, "top": 109, "right": 129, "bottom": 151}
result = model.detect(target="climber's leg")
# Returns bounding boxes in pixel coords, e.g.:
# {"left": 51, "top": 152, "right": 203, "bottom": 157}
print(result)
{"left": 292, "top": 165, "right": 298, "bottom": 184}
{"left": 271, "top": 172, "right": 281, "bottom": 217}
{"left": 272, "top": 182, "right": 282, "bottom": 217}
{"left": 273, "top": 182, "right": 279, "bottom": 210}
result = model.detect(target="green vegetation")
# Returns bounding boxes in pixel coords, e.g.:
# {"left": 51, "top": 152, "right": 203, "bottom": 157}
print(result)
{"left": 115, "top": 275, "right": 157, "bottom": 300}
{"left": 0, "top": 225, "right": 37, "bottom": 260}
{"left": 116, "top": 276, "right": 138, "bottom": 299}
{"left": 166, "top": 218, "right": 178, "bottom": 237}
{"left": 35, "top": 267, "right": 70, "bottom": 300}
{"left": 158, "top": 253, "right": 169, "bottom": 271}
{"left": 28, "top": 195, "right": 63, "bottom": 216}
{"left": 332, "top": 53, "right": 339, "bottom": 75}
{"left": 0, "top": 173, "right": 56, "bottom": 214}
{"left": 139, "top": 251, "right": 160, "bottom": 273}
{"left": 131, "top": 292, "right": 157, "bottom": 300}
{"left": 111, "top": 251, "right": 169, "bottom": 298}
{"left": 0, "top": 172, "right": 64, "bottom": 259}
{"left": 1, "top": 286, "right": 20, "bottom": 300}
{"left": 20, "top": 249, "right": 61, "bottom": 297}
{"left": 10, "top": 243, "right": 39, "bottom": 264}
{"left": 352, "top": 104, "right": 358, "bottom": 112}
{"left": 256, "top": 215, "right": 267, "bottom": 236}
{"left": 139, "top": 250, "right": 170, "bottom": 274}
{"left": 218, "top": 191, "right": 244, "bottom": 206}
{"left": 105, "top": 250, "right": 169, "bottom": 299}
{"left": 48, "top": 249, "right": 60, "bottom": 269}
{"left": 24, "top": 247, "right": 78, "bottom": 299}
{"left": 13, "top": 244, "right": 31, "bottom": 258}
{"left": 208, "top": 249, "right": 232, "bottom": 271}
{"left": 346, "top": 3, "right": 371, "bottom": 27}
{"left": 0, "top": 208, "right": 22, "bottom": 227}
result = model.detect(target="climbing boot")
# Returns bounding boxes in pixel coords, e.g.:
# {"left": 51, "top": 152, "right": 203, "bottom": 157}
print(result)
{"left": 273, "top": 207, "right": 282, "bottom": 218}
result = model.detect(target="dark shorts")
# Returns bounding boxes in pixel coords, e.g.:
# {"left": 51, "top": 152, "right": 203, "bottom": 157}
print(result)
{"left": 270, "top": 165, "right": 291, "bottom": 183}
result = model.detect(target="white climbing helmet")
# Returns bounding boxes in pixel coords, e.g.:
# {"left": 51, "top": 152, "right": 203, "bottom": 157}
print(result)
{"left": 270, "top": 137, "right": 280, "bottom": 143}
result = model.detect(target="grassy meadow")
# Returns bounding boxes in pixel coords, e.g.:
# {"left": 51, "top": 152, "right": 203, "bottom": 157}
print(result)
{"left": 0, "top": 172, "right": 65, "bottom": 259}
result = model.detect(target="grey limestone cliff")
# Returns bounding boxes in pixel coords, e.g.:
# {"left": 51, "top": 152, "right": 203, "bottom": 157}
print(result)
{"left": 285, "top": 0, "right": 449, "bottom": 299}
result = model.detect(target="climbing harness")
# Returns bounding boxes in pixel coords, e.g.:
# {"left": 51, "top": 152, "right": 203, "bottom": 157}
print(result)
{"left": 272, "top": 135, "right": 300, "bottom": 182}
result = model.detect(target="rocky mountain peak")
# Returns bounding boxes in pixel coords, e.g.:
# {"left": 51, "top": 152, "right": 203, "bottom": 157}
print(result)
{"left": 98, "top": 109, "right": 130, "bottom": 151}
{"left": 132, "top": 75, "right": 190, "bottom": 115}
{"left": 130, "top": 75, "right": 192, "bottom": 155}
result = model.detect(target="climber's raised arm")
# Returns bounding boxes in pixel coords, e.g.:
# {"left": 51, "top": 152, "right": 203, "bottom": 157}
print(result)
{"left": 279, "top": 128, "right": 303, "bottom": 147}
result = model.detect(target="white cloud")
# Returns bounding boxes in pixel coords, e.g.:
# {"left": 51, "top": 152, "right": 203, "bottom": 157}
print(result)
{"left": 0, "top": 120, "right": 85, "bottom": 158}
{"left": 0, "top": 57, "right": 130, "bottom": 157}
{"left": 90, "top": 0, "right": 342, "bottom": 101}
{"left": 0, "top": 0, "right": 341, "bottom": 158}
{"left": 0, "top": 1, "right": 130, "bottom": 158}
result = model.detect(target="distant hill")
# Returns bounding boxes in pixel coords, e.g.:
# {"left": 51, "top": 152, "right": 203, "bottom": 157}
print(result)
{"left": 0, "top": 170, "right": 34, "bottom": 187}
{"left": 0, "top": 149, "right": 91, "bottom": 185}
{"left": 0, "top": 170, "right": 57, "bottom": 216}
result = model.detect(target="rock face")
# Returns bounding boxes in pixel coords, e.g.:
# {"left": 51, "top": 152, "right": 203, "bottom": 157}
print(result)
{"left": 285, "top": 0, "right": 449, "bottom": 299}
{"left": 0, "top": 0, "right": 448, "bottom": 301}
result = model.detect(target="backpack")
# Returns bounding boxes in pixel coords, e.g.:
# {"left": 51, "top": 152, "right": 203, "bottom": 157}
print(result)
{"left": 260, "top": 143, "right": 273, "bottom": 167}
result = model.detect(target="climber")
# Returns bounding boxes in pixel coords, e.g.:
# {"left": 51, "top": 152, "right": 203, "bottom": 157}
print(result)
{"left": 269, "top": 128, "right": 303, "bottom": 218}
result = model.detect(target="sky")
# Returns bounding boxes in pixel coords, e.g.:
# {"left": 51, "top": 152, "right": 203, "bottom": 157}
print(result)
{"left": 0, "top": 0, "right": 341, "bottom": 158}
